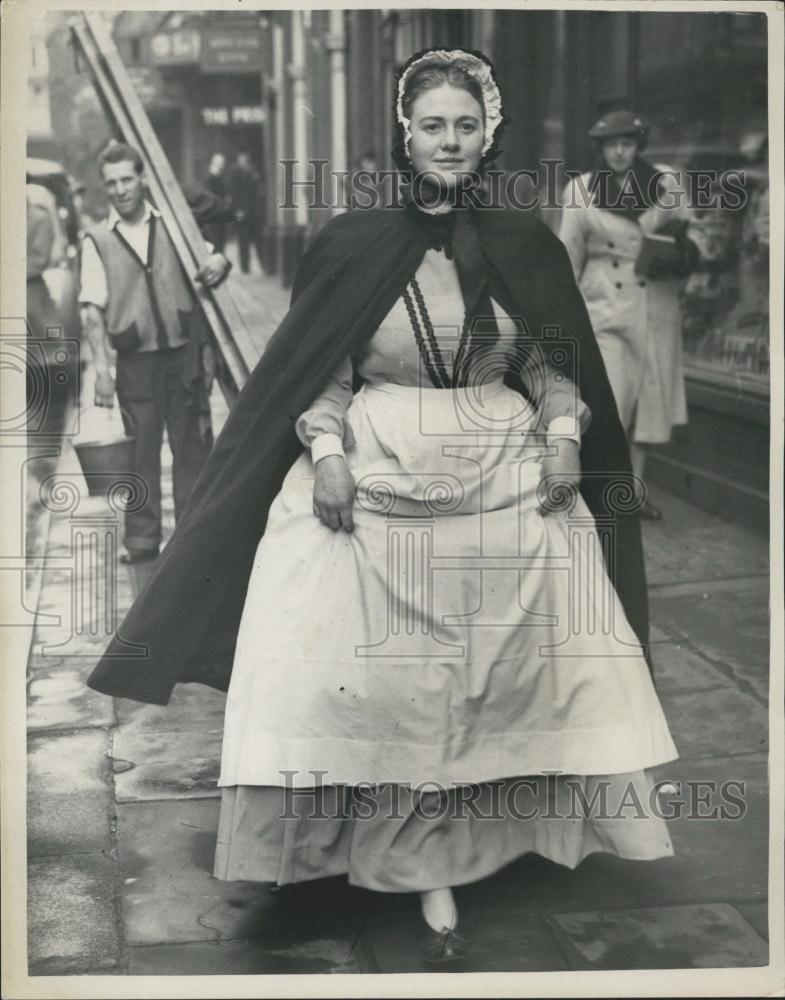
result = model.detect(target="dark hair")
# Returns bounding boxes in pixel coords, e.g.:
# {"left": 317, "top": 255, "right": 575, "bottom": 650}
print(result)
{"left": 99, "top": 141, "right": 144, "bottom": 175}
{"left": 401, "top": 58, "right": 486, "bottom": 122}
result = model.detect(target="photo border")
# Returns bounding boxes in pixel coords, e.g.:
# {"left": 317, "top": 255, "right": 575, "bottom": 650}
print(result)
{"left": 2, "top": 1, "right": 783, "bottom": 996}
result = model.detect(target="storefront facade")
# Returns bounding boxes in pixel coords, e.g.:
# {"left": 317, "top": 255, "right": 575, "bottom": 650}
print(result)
{"left": 45, "top": 11, "right": 269, "bottom": 201}
{"left": 332, "top": 8, "right": 770, "bottom": 527}
{"left": 124, "top": 6, "right": 770, "bottom": 527}
{"left": 44, "top": 8, "right": 770, "bottom": 527}
{"left": 118, "top": 12, "right": 268, "bottom": 188}
{"left": 596, "top": 11, "right": 768, "bottom": 525}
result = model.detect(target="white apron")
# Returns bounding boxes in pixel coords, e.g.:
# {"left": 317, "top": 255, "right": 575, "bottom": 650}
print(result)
{"left": 218, "top": 379, "right": 677, "bottom": 789}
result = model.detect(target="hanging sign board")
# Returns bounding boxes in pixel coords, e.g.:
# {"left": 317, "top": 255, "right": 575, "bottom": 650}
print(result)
{"left": 201, "top": 106, "right": 266, "bottom": 126}
{"left": 150, "top": 29, "right": 201, "bottom": 66}
{"left": 201, "top": 29, "right": 264, "bottom": 73}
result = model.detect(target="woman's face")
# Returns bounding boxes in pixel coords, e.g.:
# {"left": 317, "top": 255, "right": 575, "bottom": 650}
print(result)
{"left": 601, "top": 136, "right": 638, "bottom": 174}
{"left": 408, "top": 83, "right": 484, "bottom": 189}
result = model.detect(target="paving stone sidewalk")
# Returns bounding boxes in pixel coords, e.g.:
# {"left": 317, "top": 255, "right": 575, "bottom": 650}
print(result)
{"left": 25, "top": 266, "right": 771, "bottom": 975}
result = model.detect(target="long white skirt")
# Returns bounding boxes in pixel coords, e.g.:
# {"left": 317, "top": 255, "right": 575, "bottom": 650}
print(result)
{"left": 218, "top": 380, "right": 678, "bottom": 790}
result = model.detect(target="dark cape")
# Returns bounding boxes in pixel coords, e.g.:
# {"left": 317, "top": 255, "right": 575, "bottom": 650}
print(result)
{"left": 87, "top": 200, "right": 649, "bottom": 705}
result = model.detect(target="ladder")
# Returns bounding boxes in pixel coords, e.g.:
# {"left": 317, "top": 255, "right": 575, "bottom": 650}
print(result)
{"left": 69, "top": 12, "right": 262, "bottom": 401}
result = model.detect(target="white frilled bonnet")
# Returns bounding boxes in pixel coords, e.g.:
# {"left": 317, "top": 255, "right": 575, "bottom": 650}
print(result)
{"left": 395, "top": 48, "right": 504, "bottom": 164}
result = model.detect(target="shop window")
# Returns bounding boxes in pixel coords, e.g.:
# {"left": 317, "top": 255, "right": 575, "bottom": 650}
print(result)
{"left": 679, "top": 144, "right": 769, "bottom": 390}
{"left": 636, "top": 12, "right": 769, "bottom": 391}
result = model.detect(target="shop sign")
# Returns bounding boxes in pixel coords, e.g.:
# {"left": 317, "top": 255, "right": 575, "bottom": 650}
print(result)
{"left": 150, "top": 29, "right": 201, "bottom": 66}
{"left": 201, "top": 106, "right": 266, "bottom": 126}
{"left": 201, "top": 29, "right": 264, "bottom": 73}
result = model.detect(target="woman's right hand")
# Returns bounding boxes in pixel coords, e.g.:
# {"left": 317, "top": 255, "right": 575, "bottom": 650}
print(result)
{"left": 313, "top": 455, "right": 356, "bottom": 532}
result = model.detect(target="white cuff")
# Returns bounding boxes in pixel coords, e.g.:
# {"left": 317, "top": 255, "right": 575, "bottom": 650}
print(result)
{"left": 546, "top": 415, "right": 581, "bottom": 445}
{"left": 310, "top": 433, "right": 346, "bottom": 464}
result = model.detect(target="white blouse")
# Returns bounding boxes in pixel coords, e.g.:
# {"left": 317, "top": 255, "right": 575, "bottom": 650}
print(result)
{"left": 296, "top": 247, "right": 591, "bottom": 464}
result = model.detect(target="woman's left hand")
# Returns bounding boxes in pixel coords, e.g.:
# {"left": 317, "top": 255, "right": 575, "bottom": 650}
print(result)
{"left": 537, "top": 439, "right": 581, "bottom": 516}
{"left": 313, "top": 455, "right": 356, "bottom": 532}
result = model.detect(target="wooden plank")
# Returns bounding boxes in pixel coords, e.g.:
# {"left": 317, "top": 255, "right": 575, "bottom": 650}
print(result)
{"left": 70, "top": 14, "right": 263, "bottom": 397}
{"left": 82, "top": 13, "right": 262, "bottom": 376}
{"left": 79, "top": 16, "right": 258, "bottom": 393}
{"left": 70, "top": 19, "right": 248, "bottom": 399}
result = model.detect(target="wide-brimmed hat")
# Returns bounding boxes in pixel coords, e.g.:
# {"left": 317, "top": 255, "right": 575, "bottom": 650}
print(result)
{"left": 588, "top": 109, "right": 649, "bottom": 145}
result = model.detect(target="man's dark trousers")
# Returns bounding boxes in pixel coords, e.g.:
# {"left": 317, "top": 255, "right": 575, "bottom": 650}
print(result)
{"left": 116, "top": 345, "right": 212, "bottom": 555}
{"left": 236, "top": 216, "right": 264, "bottom": 274}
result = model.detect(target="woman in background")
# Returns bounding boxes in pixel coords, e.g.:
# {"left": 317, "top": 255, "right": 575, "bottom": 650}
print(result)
{"left": 558, "top": 108, "right": 699, "bottom": 520}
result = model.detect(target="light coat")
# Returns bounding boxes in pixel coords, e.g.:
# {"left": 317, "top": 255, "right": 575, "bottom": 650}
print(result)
{"left": 558, "top": 169, "right": 689, "bottom": 444}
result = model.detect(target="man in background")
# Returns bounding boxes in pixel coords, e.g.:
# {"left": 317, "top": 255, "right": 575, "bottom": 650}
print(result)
{"left": 204, "top": 152, "right": 228, "bottom": 252}
{"left": 80, "top": 141, "right": 229, "bottom": 564}
{"left": 70, "top": 177, "right": 98, "bottom": 241}
{"left": 228, "top": 150, "right": 264, "bottom": 274}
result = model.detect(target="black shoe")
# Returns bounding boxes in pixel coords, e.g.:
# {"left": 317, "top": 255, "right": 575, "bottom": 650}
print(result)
{"left": 421, "top": 925, "right": 468, "bottom": 965}
{"left": 120, "top": 549, "right": 159, "bottom": 565}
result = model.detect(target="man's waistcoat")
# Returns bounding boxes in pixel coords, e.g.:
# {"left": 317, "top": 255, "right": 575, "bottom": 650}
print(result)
{"left": 87, "top": 216, "right": 194, "bottom": 353}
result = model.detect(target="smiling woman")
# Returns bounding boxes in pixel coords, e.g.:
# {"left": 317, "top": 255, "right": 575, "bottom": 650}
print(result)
{"left": 209, "top": 49, "right": 677, "bottom": 961}
{"left": 558, "top": 107, "right": 700, "bottom": 522}
{"left": 394, "top": 52, "right": 501, "bottom": 206}
{"left": 89, "top": 48, "right": 678, "bottom": 969}
{"left": 405, "top": 71, "right": 484, "bottom": 193}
